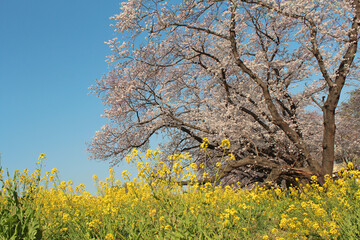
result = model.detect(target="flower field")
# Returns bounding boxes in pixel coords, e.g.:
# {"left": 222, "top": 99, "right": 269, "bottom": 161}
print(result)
{"left": 1, "top": 149, "right": 360, "bottom": 240}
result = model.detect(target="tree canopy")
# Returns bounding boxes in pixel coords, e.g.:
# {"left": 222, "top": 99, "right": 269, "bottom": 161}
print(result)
{"left": 89, "top": 0, "right": 360, "bottom": 187}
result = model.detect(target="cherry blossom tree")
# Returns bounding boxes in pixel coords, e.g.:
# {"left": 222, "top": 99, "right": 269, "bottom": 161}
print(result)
{"left": 89, "top": 0, "right": 360, "bottom": 186}
{"left": 336, "top": 88, "right": 360, "bottom": 165}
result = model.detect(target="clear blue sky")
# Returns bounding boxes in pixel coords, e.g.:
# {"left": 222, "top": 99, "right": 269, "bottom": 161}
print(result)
{"left": 0, "top": 0, "right": 141, "bottom": 194}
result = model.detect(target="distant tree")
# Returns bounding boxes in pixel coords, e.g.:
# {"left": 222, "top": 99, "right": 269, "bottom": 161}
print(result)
{"left": 89, "top": 0, "right": 360, "bottom": 186}
{"left": 336, "top": 88, "right": 360, "bottom": 165}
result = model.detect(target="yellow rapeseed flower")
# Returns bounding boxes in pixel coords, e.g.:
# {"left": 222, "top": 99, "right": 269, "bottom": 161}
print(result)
{"left": 122, "top": 170, "right": 130, "bottom": 180}
{"left": 189, "top": 162, "right": 197, "bottom": 171}
{"left": 220, "top": 139, "right": 230, "bottom": 148}
{"left": 131, "top": 148, "right": 139, "bottom": 156}
{"left": 105, "top": 233, "right": 114, "bottom": 240}
{"left": 92, "top": 174, "right": 98, "bottom": 181}
{"left": 149, "top": 209, "right": 157, "bottom": 217}
{"left": 225, "top": 208, "right": 237, "bottom": 215}
{"left": 311, "top": 175, "right": 318, "bottom": 182}
{"left": 125, "top": 154, "right": 132, "bottom": 163}
{"left": 200, "top": 137, "right": 209, "bottom": 149}
{"left": 146, "top": 149, "right": 152, "bottom": 159}
{"left": 172, "top": 162, "right": 182, "bottom": 174}
{"left": 62, "top": 213, "right": 70, "bottom": 223}
{"left": 228, "top": 153, "right": 236, "bottom": 161}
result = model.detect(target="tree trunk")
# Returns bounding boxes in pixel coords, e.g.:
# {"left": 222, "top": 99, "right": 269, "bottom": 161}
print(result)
{"left": 322, "top": 105, "right": 336, "bottom": 177}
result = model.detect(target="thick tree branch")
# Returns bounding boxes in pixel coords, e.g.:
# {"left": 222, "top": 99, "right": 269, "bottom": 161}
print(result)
{"left": 228, "top": 3, "right": 321, "bottom": 174}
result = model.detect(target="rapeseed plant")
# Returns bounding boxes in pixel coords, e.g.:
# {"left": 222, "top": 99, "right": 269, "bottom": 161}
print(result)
{"left": 0, "top": 143, "right": 360, "bottom": 239}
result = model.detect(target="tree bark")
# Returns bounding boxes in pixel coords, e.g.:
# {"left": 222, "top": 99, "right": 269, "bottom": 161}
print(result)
{"left": 321, "top": 0, "right": 360, "bottom": 177}
{"left": 322, "top": 103, "right": 336, "bottom": 176}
